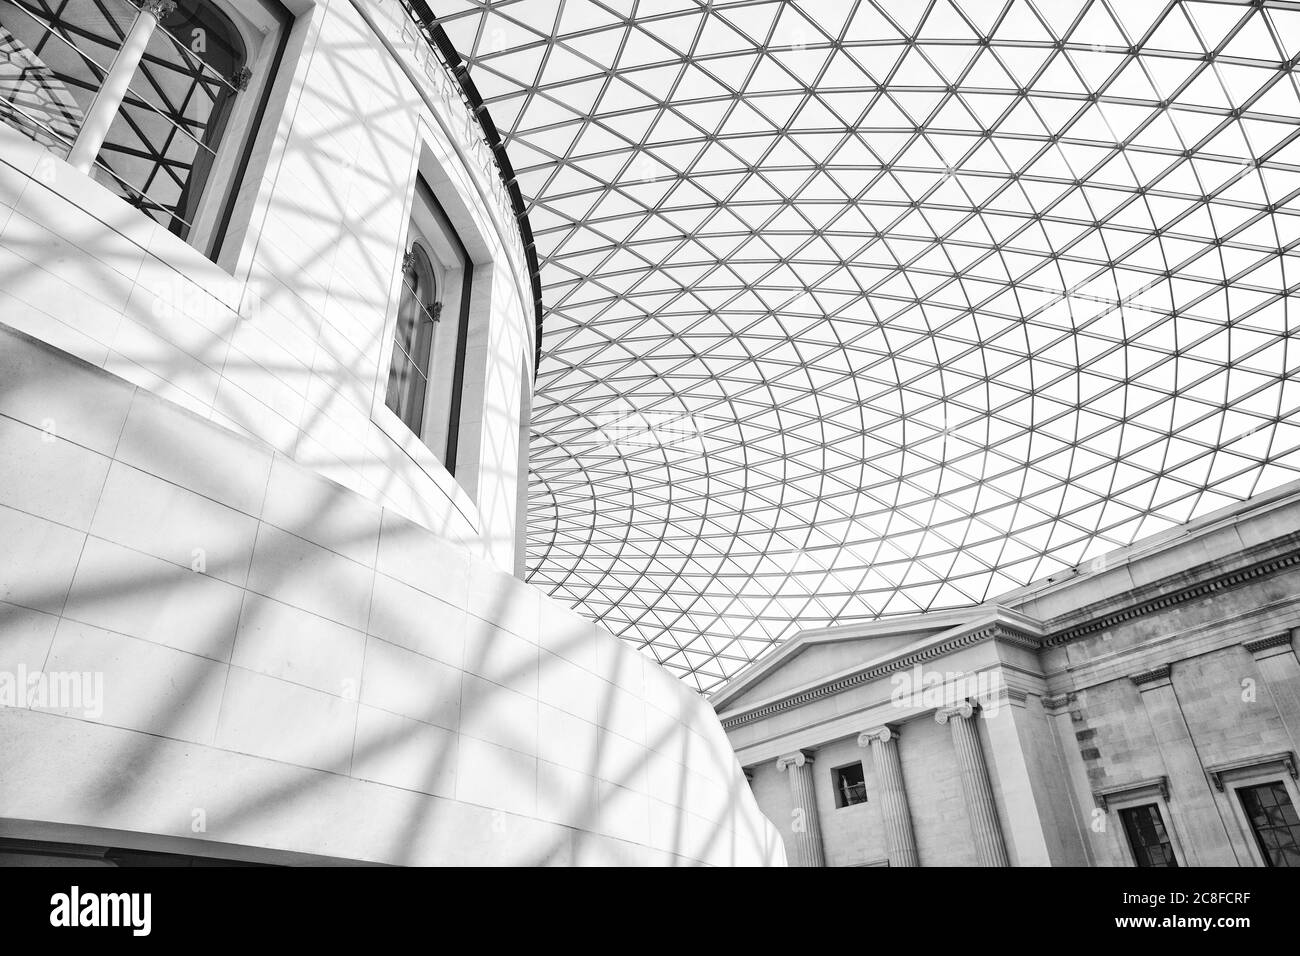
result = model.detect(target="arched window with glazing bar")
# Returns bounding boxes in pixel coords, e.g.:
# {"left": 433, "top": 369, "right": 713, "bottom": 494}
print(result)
{"left": 0, "top": 0, "right": 290, "bottom": 259}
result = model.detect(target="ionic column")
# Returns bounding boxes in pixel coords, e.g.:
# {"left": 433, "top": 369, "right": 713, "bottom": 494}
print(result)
{"left": 936, "top": 701, "right": 1009, "bottom": 867}
{"left": 858, "top": 725, "right": 919, "bottom": 867}
{"left": 68, "top": 0, "right": 176, "bottom": 173}
{"left": 776, "top": 750, "right": 825, "bottom": 867}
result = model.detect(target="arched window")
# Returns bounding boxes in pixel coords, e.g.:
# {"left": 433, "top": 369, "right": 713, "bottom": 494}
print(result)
{"left": 381, "top": 174, "right": 469, "bottom": 470}
{"left": 99, "top": 0, "right": 248, "bottom": 235}
{"left": 0, "top": 0, "right": 290, "bottom": 259}
{"left": 385, "top": 242, "right": 441, "bottom": 436}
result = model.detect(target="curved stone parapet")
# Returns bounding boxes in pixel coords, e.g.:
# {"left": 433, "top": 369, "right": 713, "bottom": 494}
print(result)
{"left": 0, "top": 325, "right": 785, "bottom": 865}
{"left": 0, "top": 0, "right": 784, "bottom": 866}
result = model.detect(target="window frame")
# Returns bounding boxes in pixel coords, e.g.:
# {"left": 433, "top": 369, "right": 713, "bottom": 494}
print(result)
{"left": 369, "top": 123, "right": 498, "bottom": 517}
{"left": 0, "top": 0, "right": 293, "bottom": 263}
{"left": 1116, "top": 802, "right": 1180, "bottom": 868}
{"left": 831, "top": 760, "right": 868, "bottom": 809}
{"left": 1235, "top": 781, "right": 1300, "bottom": 868}
{"left": 386, "top": 238, "right": 441, "bottom": 437}
{"left": 381, "top": 170, "right": 471, "bottom": 469}
{"left": 1094, "top": 777, "right": 1188, "bottom": 868}
{"left": 186, "top": 0, "right": 293, "bottom": 261}
{"left": 1207, "top": 752, "right": 1300, "bottom": 868}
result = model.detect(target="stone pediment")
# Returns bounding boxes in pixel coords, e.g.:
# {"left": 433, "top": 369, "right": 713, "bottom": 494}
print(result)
{"left": 710, "top": 607, "right": 999, "bottom": 715}
{"left": 716, "top": 632, "right": 931, "bottom": 711}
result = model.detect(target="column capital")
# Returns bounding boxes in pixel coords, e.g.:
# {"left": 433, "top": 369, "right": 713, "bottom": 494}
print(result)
{"left": 1130, "top": 663, "right": 1172, "bottom": 690}
{"left": 776, "top": 749, "right": 814, "bottom": 772}
{"left": 777, "top": 749, "right": 825, "bottom": 866}
{"left": 140, "top": 0, "right": 177, "bottom": 19}
{"left": 858, "top": 725, "right": 899, "bottom": 747}
{"left": 939, "top": 698, "right": 1009, "bottom": 865}
{"left": 935, "top": 700, "right": 977, "bottom": 724}
{"left": 1244, "top": 632, "right": 1294, "bottom": 659}
{"left": 1041, "top": 692, "right": 1077, "bottom": 715}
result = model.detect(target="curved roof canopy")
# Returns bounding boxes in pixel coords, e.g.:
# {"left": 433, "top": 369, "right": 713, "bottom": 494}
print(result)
{"left": 441, "top": 0, "right": 1300, "bottom": 692}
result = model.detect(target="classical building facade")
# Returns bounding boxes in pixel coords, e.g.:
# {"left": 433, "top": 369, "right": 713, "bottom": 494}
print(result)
{"left": 0, "top": 0, "right": 783, "bottom": 866}
{"left": 715, "top": 480, "right": 1300, "bottom": 867}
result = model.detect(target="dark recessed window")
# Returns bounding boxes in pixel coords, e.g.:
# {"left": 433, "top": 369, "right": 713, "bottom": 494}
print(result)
{"left": 1119, "top": 803, "right": 1178, "bottom": 867}
{"left": 833, "top": 762, "right": 867, "bottom": 808}
{"left": 1238, "top": 781, "right": 1300, "bottom": 867}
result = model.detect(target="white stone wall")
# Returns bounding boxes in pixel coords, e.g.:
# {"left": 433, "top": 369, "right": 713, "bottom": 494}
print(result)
{"left": 808, "top": 737, "right": 887, "bottom": 868}
{"left": 0, "top": 0, "right": 529, "bottom": 568}
{"left": 0, "top": 0, "right": 784, "bottom": 865}
{"left": 0, "top": 326, "right": 785, "bottom": 865}
{"left": 896, "top": 714, "right": 980, "bottom": 866}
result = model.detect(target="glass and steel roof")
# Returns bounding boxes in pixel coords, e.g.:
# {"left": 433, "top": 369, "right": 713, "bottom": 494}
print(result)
{"left": 440, "top": 0, "right": 1300, "bottom": 692}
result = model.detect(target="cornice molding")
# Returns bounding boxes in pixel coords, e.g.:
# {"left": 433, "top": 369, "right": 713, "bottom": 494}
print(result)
{"left": 1041, "top": 550, "right": 1300, "bottom": 648}
{"left": 719, "top": 543, "right": 1300, "bottom": 731}
{"left": 719, "top": 622, "right": 1034, "bottom": 729}
{"left": 1204, "top": 751, "right": 1298, "bottom": 792}
{"left": 984, "top": 684, "right": 1030, "bottom": 707}
{"left": 1093, "top": 775, "right": 1169, "bottom": 812}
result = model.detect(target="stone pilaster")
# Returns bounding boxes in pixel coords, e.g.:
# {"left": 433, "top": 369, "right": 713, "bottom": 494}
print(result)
{"left": 776, "top": 750, "right": 825, "bottom": 867}
{"left": 1130, "top": 664, "right": 1239, "bottom": 865}
{"left": 936, "top": 701, "right": 1009, "bottom": 866}
{"left": 1042, "top": 692, "right": 1098, "bottom": 865}
{"left": 858, "top": 725, "right": 918, "bottom": 867}
{"left": 1245, "top": 632, "right": 1300, "bottom": 755}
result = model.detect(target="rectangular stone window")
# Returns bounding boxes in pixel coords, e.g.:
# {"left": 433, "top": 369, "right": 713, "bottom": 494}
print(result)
{"left": 832, "top": 761, "right": 867, "bottom": 808}
{"left": 1119, "top": 803, "right": 1179, "bottom": 867}
{"left": 1237, "top": 781, "right": 1300, "bottom": 867}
